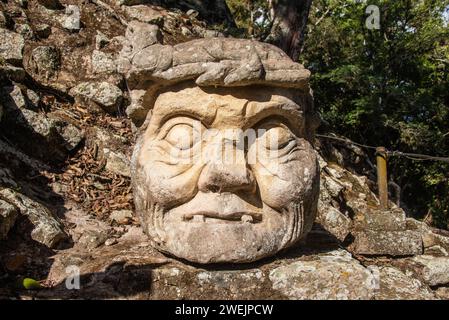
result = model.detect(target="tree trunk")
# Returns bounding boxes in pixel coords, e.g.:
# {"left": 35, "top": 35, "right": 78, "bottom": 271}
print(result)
{"left": 265, "top": 0, "right": 313, "bottom": 61}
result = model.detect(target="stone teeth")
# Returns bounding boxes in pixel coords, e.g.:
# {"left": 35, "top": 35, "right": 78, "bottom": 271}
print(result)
{"left": 192, "top": 215, "right": 205, "bottom": 222}
{"left": 241, "top": 214, "right": 253, "bottom": 223}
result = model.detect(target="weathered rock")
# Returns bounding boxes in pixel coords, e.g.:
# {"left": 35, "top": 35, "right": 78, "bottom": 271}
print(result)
{"left": 0, "top": 87, "right": 84, "bottom": 160}
{"left": 0, "top": 188, "right": 67, "bottom": 248}
{"left": 353, "top": 207, "right": 407, "bottom": 232}
{"left": 0, "top": 29, "right": 25, "bottom": 65}
{"left": 69, "top": 81, "right": 123, "bottom": 114}
{"left": 124, "top": 5, "right": 164, "bottom": 24}
{"left": 0, "top": 167, "right": 19, "bottom": 189}
{"left": 104, "top": 238, "right": 118, "bottom": 246}
{"left": 350, "top": 230, "right": 423, "bottom": 256}
{"left": 186, "top": 9, "right": 199, "bottom": 18}
{"left": 0, "top": 199, "right": 18, "bottom": 240}
{"left": 411, "top": 255, "right": 449, "bottom": 286}
{"left": 123, "top": 20, "right": 161, "bottom": 53}
{"left": 48, "top": 113, "right": 85, "bottom": 151}
{"left": 0, "top": 65, "right": 26, "bottom": 83}
{"left": 37, "top": 0, "right": 63, "bottom": 10}
{"left": 61, "top": 5, "right": 81, "bottom": 32}
{"left": 422, "top": 230, "right": 449, "bottom": 253}
{"left": 15, "top": 24, "right": 34, "bottom": 40}
{"left": 29, "top": 46, "right": 61, "bottom": 80}
{"left": 406, "top": 217, "right": 431, "bottom": 232}
{"left": 110, "top": 210, "right": 133, "bottom": 223}
{"left": 0, "top": 11, "right": 9, "bottom": 29}
{"left": 91, "top": 50, "right": 116, "bottom": 74}
{"left": 435, "top": 287, "right": 449, "bottom": 299}
{"left": 104, "top": 148, "right": 130, "bottom": 177}
{"left": 424, "top": 245, "right": 448, "bottom": 257}
{"left": 3, "top": 85, "right": 27, "bottom": 109}
{"left": 375, "top": 266, "right": 435, "bottom": 300}
{"left": 77, "top": 229, "right": 108, "bottom": 250}
{"left": 95, "top": 31, "right": 109, "bottom": 50}
{"left": 33, "top": 231, "right": 383, "bottom": 300}
{"left": 34, "top": 23, "right": 51, "bottom": 38}
{"left": 269, "top": 250, "right": 377, "bottom": 300}
{"left": 26, "top": 89, "right": 40, "bottom": 108}
{"left": 317, "top": 203, "right": 351, "bottom": 242}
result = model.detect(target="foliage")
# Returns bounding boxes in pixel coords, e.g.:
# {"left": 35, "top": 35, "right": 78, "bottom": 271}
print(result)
{"left": 301, "top": 0, "right": 449, "bottom": 227}
{"left": 226, "top": 0, "right": 271, "bottom": 38}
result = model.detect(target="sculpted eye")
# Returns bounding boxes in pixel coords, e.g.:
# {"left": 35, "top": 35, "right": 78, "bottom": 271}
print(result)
{"left": 161, "top": 118, "right": 206, "bottom": 151}
{"left": 259, "top": 126, "right": 295, "bottom": 151}
{"left": 164, "top": 124, "right": 197, "bottom": 150}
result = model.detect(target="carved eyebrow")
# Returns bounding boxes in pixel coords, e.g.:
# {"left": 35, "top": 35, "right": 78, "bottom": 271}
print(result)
{"left": 155, "top": 105, "right": 217, "bottom": 128}
{"left": 244, "top": 101, "right": 304, "bottom": 133}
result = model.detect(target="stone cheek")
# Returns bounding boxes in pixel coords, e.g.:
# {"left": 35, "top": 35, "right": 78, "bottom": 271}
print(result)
{"left": 131, "top": 85, "right": 319, "bottom": 264}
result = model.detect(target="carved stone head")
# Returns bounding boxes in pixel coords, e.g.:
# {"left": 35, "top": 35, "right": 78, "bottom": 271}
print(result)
{"left": 119, "top": 22, "right": 320, "bottom": 263}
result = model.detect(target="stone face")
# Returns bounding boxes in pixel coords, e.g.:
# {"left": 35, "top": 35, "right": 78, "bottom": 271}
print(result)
{"left": 0, "top": 29, "right": 25, "bottom": 65}
{"left": 70, "top": 81, "right": 123, "bottom": 113}
{"left": 375, "top": 266, "right": 435, "bottom": 300}
{"left": 132, "top": 84, "right": 319, "bottom": 264}
{"left": 15, "top": 24, "right": 34, "bottom": 40}
{"left": 127, "top": 37, "right": 319, "bottom": 264}
{"left": 0, "top": 199, "right": 18, "bottom": 240}
{"left": 269, "top": 250, "right": 377, "bottom": 300}
{"left": 350, "top": 230, "right": 423, "bottom": 256}
{"left": 0, "top": 188, "right": 67, "bottom": 248}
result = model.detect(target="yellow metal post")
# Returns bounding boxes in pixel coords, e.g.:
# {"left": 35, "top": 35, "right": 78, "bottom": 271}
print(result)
{"left": 376, "top": 147, "right": 389, "bottom": 210}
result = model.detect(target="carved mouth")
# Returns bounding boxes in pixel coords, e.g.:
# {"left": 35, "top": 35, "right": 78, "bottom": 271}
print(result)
{"left": 182, "top": 211, "right": 262, "bottom": 224}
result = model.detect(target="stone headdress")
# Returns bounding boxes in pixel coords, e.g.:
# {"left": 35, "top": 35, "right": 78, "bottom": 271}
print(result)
{"left": 117, "top": 21, "right": 315, "bottom": 129}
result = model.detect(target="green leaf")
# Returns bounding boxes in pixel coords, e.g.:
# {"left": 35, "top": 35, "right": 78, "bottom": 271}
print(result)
{"left": 23, "top": 278, "right": 43, "bottom": 290}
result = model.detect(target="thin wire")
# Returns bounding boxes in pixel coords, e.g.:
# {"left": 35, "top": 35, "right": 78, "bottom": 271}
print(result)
{"left": 315, "top": 134, "right": 378, "bottom": 150}
{"left": 317, "top": 134, "right": 449, "bottom": 163}
{"left": 388, "top": 151, "right": 449, "bottom": 163}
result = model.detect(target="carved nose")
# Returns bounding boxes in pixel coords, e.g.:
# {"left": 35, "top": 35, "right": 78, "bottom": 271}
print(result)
{"left": 198, "top": 162, "right": 256, "bottom": 193}
{"left": 198, "top": 137, "right": 256, "bottom": 193}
